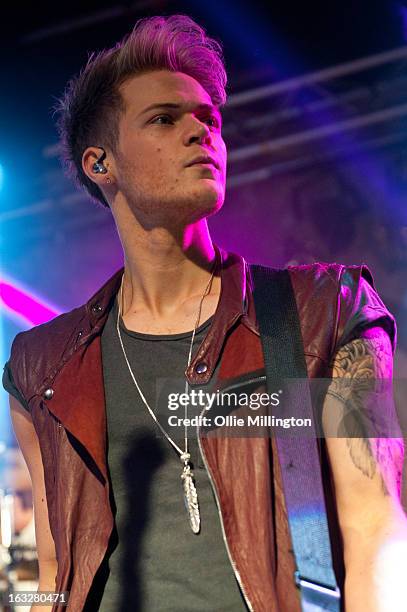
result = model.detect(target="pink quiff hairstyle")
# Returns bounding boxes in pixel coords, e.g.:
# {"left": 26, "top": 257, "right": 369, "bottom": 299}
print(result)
{"left": 54, "top": 15, "right": 227, "bottom": 208}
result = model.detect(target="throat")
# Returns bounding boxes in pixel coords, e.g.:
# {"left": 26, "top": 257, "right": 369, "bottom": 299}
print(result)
{"left": 120, "top": 293, "right": 220, "bottom": 335}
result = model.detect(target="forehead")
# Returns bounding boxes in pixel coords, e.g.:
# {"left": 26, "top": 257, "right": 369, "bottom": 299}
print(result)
{"left": 119, "top": 70, "right": 214, "bottom": 115}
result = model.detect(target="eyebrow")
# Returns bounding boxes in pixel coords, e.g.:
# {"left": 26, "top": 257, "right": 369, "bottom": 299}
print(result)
{"left": 137, "top": 102, "right": 221, "bottom": 120}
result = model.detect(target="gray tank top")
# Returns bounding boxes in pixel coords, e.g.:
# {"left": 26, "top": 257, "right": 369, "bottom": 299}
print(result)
{"left": 94, "top": 297, "right": 248, "bottom": 611}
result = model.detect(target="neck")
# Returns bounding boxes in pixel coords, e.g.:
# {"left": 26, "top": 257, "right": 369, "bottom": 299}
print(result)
{"left": 113, "top": 206, "right": 219, "bottom": 320}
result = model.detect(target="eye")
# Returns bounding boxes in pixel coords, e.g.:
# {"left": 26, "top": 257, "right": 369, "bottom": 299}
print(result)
{"left": 204, "top": 115, "right": 220, "bottom": 128}
{"left": 150, "top": 114, "right": 174, "bottom": 125}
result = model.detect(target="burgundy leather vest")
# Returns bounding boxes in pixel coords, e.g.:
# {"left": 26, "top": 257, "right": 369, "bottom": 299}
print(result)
{"left": 8, "top": 247, "right": 391, "bottom": 611}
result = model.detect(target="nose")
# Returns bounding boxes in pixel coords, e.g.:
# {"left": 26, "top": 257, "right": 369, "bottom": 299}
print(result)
{"left": 184, "top": 116, "right": 212, "bottom": 146}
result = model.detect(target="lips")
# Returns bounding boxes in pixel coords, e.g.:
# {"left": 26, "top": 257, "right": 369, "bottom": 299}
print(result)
{"left": 186, "top": 155, "right": 219, "bottom": 169}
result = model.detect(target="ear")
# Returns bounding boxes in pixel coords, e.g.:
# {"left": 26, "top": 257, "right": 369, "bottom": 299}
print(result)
{"left": 82, "top": 146, "right": 114, "bottom": 186}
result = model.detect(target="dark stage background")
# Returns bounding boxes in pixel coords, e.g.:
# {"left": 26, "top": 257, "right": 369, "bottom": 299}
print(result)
{"left": 1, "top": 1, "right": 406, "bottom": 442}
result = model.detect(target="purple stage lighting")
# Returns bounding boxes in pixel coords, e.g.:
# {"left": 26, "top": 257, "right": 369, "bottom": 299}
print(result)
{"left": 0, "top": 280, "right": 60, "bottom": 327}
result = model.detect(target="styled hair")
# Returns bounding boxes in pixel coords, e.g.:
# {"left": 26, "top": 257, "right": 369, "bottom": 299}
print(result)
{"left": 54, "top": 15, "right": 227, "bottom": 208}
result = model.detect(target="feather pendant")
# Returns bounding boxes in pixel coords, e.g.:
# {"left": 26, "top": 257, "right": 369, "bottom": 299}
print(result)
{"left": 181, "top": 464, "right": 201, "bottom": 534}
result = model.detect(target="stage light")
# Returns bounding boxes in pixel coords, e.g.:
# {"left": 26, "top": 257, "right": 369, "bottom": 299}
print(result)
{"left": 0, "top": 278, "right": 60, "bottom": 328}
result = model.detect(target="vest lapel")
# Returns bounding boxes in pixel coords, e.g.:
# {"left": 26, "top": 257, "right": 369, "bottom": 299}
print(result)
{"left": 47, "top": 335, "right": 108, "bottom": 484}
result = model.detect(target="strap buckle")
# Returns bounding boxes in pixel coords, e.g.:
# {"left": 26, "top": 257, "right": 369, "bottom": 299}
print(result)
{"left": 295, "top": 571, "right": 341, "bottom": 611}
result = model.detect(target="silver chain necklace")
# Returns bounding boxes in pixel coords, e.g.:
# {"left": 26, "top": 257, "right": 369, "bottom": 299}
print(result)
{"left": 116, "top": 260, "right": 217, "bottom": 534}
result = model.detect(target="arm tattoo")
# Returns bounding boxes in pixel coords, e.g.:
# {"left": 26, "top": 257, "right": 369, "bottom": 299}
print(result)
{"left": 327, "top": 329, "right": 403, "bottom": 496}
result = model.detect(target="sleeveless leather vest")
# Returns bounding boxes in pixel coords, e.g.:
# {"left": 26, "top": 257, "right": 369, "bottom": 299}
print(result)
{"left": 6, "top": 247, "right": 394, "bottom": 611}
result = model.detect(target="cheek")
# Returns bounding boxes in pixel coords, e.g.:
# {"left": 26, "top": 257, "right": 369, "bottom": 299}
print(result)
{"left": 124, "top": 145, "right": 171, "bottom": 179}
{"left": 217, "top": 141, "right": 227, "bottom": 173}
{"left": 135, "top": 149, "right": 183, "bottom": 196}
{"left": 142, "top": 145, "right": 176, "bottom": 169}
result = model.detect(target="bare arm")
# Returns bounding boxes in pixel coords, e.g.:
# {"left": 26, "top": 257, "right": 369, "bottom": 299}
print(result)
{"left": 9, "top": 395, "right": 58, "bottom": 611}
{"left": 323, "top": 327, "right": 407, "bottom": 612}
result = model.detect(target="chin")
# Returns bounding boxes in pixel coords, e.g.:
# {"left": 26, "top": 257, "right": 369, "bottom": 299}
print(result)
{"left": 188, "top": 185, "right": 224, "bottom": 220}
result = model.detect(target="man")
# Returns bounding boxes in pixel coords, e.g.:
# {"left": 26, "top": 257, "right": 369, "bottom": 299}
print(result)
{"left": 3, "top": 14, "right": 406, "bottom": 612}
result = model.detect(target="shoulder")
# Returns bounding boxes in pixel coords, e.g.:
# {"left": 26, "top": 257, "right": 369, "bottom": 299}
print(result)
{"left": 5, "top": 264, "right": 124, "bottom": 404}
{"left": 6, "top": 266, "right": 123, "bottom": 402}
{"left": 284, "top": 261, "right": 395, "bottom": 358}
{"left": 6, "top": 304, "right": 87, "bottom": 403}
{"left": 286, "top": 261, "right": 373, "bottom": 292}
{"left": 12, "top": 304, "right": 85, "bottom": 350}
